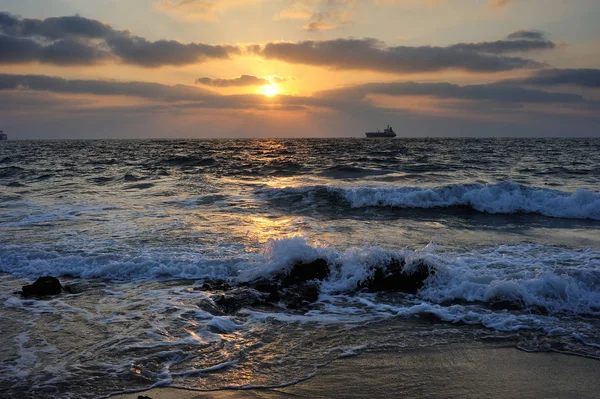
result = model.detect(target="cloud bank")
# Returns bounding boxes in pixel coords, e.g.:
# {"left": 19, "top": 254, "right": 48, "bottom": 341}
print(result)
{"left": 505, "top": 68, "right": 600, "bottom": 88}
{"left": 0, "top": 12, "right": 238, "bottom": 67}
{"left": 2, "top": 12, "right": 556, "bottom": 75}
{"left": 195, "top": 75, "right": 291, "bottom": 87}
{"left": 249, "top": 37, "right": 548, "bottom": 73}
{"left": 1, "top": 72, "right": 595, "bottom": 110}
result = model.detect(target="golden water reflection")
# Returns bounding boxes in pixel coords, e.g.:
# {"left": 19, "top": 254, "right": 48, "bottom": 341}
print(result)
{"left": 244, "top": 216, "right": 303, "bottom": 245}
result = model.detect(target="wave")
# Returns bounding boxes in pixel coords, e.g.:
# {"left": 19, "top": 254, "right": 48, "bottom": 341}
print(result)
{"left": 1, "top": 237, "right": 599, "bottom": 362}
{"left": 259, "top": 181, "right": 600, "bottom": 220}
{"left": 0, "top": 166, "right": 25, "bottom": 179}
{"left": 2, "top": 238, "right": 599, "bottom": 317}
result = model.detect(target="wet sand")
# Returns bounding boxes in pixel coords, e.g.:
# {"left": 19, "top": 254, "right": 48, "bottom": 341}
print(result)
{"left": 111, "top": 343, "right": 600, "bottom": 399}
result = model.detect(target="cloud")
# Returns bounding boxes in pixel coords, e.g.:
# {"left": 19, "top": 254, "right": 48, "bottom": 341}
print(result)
{"left": 315, "top": 81, "right": 591, "bottom": 105}
{"left": 196, "top": 74, "right": 270, "bottom": 87}
{"left": 249, "top": 37, "right": 544, "bottom": 73}
{"left": 0, "top": 12, "right": 113, "bottom": 39}
{"left": 0, "top": 73, "right": 217, "bottom": 100}
{"left": 488, "top": 0, "right": 513, "bottom": 8}
{"left": 0, "top": 12, "right": 239, "bottom": 67}
{"left": 0, "top": 12, "right": 556, "bottom": 73}
{"left": 105, "top": 32, "right": 238, "bottom": 67}
{"left": 504, "top": 68, "right": 600, "bottom": 88}
{"left": 507, "top": 30, "right": 546, "bottom": 41}
{"left": 0, "top": 73, "right": 309, "bottom": 112}
{"left": 155, "top": 0, "right": 261, "bottom": 20}
{"left": 278, "top": 0, "right": 355, "bottom": 32}
{"left": 2, "top": 73, "right": 599, "bottom": 138}
{"left": 0, "top": 34, "right": 111, "bottom": 65}
{"left": 448, "top": 31, "right": 555, "bottom": 54}
{"left": 195, "top": 74, "right": 291, "bottom": 87}
{"left": 1, "top": 73, "right": 594, "bottom": 113}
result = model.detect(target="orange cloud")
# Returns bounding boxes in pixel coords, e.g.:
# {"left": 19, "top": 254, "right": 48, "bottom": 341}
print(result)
{"left": 155, "top": 0, "right": 261, "bottom": 21}
{"left": 488, "top": 0, "right": 513, "bottom": 8}
{"left": 277, "top": 0, "right": 356, "bottom": 32}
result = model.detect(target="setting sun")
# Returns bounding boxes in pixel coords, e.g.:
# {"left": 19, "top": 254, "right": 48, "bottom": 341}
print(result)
{"left": 261, "top": 83, "right": 280, "bottom": 97}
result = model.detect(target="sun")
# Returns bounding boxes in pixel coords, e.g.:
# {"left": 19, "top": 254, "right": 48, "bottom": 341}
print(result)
{"left": 261, "top": 83, "right": 280, "bottom": 97}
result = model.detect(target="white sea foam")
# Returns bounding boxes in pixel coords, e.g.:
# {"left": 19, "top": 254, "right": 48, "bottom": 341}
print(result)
{"left": 207, "top": 316, "right": 242, "bottom": 333}
{"left": 2, "top": 238, "right": 598, "bottom": 319}
{"left": 261, "top": 181, "right": 600, "bottom": 220}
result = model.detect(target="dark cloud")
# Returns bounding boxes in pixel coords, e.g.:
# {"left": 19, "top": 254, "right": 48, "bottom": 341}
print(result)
{"left": 250, "top": 38, "right": 544, "bottom": 73}
{"left": 0, "top": 34, "right": 41, "bottom": 64}
{"left": 0, "top": 12, "right": 554, "bottom": 73}
{"left": 316, "top": 81, "right": 591, "bottom": 105}
{"left": 0, "top": 13, "right": 113, "bottom": 39}
{"left": 196, "top": 75, "right": 270, "bottom": 87}
{"left": 506, "top": 68, "right": 600, "bottom": 88}
{"left": 196, "top": 74, "right": 291, "bottom": 87}
{"left": 41, "top": 39, "right": 110, "bottom": 65}
{"left": 0, "top": 12, "right": 238, "bottom": 67}
{"left": 1, "top": 73, "right": 594, "bottom": 115}
{"left": 488, "top": 0, "right": 513, "bottom": 8}
{"left": 0, "top": 34, "right": 110, "bottom": 65}
{"left": 449, "top": 39, "right": 554, "bottom": 54}
{"left": 105, "top": 33, "right": 237, "bottom": 67}
{"left": 0, "top": 74, "right": 216, "bottom": 100}
{"left": 507, "top": 30, "right": 547, "bottom": 41}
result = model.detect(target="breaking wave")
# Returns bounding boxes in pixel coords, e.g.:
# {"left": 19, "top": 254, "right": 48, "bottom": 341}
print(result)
{"left": 259, "top": 181, "right": 600, "bottom": 220}
{"left": 2, "top": 238, "right": 599, "bottom": 318}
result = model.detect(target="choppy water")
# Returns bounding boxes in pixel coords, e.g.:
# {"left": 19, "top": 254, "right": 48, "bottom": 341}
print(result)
{"left": 1, "top": 138, "right": 599, "bottom": 398}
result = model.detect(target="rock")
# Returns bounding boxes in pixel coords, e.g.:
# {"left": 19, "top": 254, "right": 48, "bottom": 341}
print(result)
{"left": 195, "top": 279, "right": 231, "bottom": 291}
{"left": 137, "top": 396, "right": 153, "bottom": 399}
{"left": 249, "top": 280, "right": 281, "bottom": 303}
{"left": 21, "top": 276, "right": 62, "bottom": 298}
{"left": 282, "top": 258, "right": 330, "bottom": 286}
{"left": 197, "top": 298, "right": 225, "bottom": 316}
{"left": 193, "top": 260, "right": 332, "bottom": 313}
{"left": 282, "top": 282, "right": 320, "bottom": 309}
{"left": 359, "top": 258, "right": 432, "bottom": 294}
{"left": 212, "top": 288, "right": 265, "bottom": 313}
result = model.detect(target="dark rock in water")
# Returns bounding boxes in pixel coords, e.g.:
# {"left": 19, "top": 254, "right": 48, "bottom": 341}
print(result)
{"left": 249, "top": 280, "right": 281, "bottom": 303}
{"left": 282, "top": 282, "right": 320, "bottom": 309}
{"left": 196, "top": 279, "right": 232, "bottom": 292}
{"left": 359, "top": 258, "right": 432, "bottom": 294}
{"left": 197, "top": 298, "right": 225, "bottom": 316}
{"left": 63, "top": 283, "right": 83, "bottom": 294}
{"left": 282, "top": 258, "right": 330, "bottom": 286}
{"left": 212, "top": 288, "right": 265, "bottom": 313}
{"left": 21, "top": 276, "right": 62, "bottom": 298}
{"left": 197, "top": 260, "right": 333, "bottom": 313}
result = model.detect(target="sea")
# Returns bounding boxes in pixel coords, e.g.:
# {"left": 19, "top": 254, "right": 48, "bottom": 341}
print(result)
{"left": 0, "top": 138, "right": 599, "bottom": 398}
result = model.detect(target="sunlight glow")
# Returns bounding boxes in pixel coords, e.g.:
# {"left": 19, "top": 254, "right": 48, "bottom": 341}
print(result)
{"left": 261, "top": 83, "right": 280, "bottom": 97}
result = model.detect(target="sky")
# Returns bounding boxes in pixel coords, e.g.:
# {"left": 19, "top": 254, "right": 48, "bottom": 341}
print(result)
{"left": 0, "top": 0, "right": 599, "bottom": 139}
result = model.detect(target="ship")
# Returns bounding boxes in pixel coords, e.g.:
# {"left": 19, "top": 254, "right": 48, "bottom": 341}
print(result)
{"left": 365, "top": 125, "right": 396, "bottom": 138}
{"left": 0, "top": 130, "right": 6, "bottom": 141}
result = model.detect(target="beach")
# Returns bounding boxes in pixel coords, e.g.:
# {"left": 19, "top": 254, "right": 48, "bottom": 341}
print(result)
{"left": 113, "top": 343, "right": 600, "bottom": 399}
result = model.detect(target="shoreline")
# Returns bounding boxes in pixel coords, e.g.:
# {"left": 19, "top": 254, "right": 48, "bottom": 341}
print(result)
{"left": 111, "top": 343, "right": 600, "bottom": 399}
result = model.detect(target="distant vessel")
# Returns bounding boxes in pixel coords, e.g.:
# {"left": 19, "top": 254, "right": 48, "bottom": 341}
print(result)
{"left": 365, "top": 125, "right": 396, "bottom": 138}
{"left": 0, "top": 130, "right": 6, "bottom": 141}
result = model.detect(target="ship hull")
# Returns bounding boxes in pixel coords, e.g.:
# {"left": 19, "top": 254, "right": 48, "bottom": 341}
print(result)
{"left": 365, "top": 133, "right": 396, "bottom": 138}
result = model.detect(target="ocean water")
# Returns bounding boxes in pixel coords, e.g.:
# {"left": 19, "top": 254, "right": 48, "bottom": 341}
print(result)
{"left": 0, "top": 138, "right": 599, "bottom": 398}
